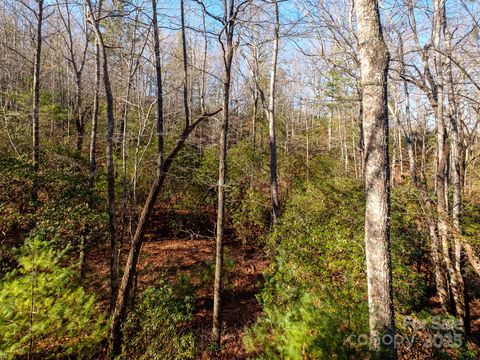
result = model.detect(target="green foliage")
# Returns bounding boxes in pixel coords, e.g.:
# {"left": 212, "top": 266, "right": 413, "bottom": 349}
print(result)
{"left": 0, "top": 237, "right": 106, "bottom": 359}
{"left": 198, "top": 252, "right": 236, "bottom": 291}
{"left": 390, "top": 187, "right": 428, "bottom": 312}
{"left": 246, "top": 175, "right": 369, "bottom": 359}
{"left": 0, "top": 152, "right": 108, "bottom": 273}
{"left": 232, "top": 187, "right": 270, "bottom": 244}
{"left": 119, "top": 279, "right": 196, "bottom": 360}
{"left": 246, "top": 164, "right": 430, "bottom": 358}
{"left": 0, "top": 155, "right": 36, "bottom": 239}
{"left": 160, "top": 141, "right": 272, "bottom": 240}
{"left": 246, "top": 293, "right": 369, "bottom": 359}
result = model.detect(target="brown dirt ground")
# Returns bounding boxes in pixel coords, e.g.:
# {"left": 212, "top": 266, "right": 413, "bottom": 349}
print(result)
{"left": 85, "top": 236, "right": 268, "bottom": 359}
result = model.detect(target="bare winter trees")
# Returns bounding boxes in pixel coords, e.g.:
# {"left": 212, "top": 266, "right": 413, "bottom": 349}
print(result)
{"left": 85, "top": 0, "right": 118, "bottom": 310}
{"left": 108, "top": 1, "right": 221, "bottom": 355}
{"left": 355, "top": 0, "right": 395, "bottom": 357}
{"left": 385, "top": 0, "right": 480, "bottom": 330}
{"left": 3, "top": 0, "right": 480, "bottom": 357}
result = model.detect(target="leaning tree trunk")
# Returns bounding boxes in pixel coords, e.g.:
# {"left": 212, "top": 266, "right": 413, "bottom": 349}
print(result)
{"left": 355, "top": 0, "right": 396, "bottom": 358}
{"left": 108, "top": 109, "right": 221, "bottom": 357}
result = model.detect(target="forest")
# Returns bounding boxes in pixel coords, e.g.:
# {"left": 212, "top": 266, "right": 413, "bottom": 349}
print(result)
{"left": 0, "top": 0, "right": 480, "bottom": 359}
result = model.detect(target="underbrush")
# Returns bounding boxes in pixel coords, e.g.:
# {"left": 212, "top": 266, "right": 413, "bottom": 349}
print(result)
{"left": 245, "top": 160, "right": 433, "bottom": 359}
{"left": 119, "top": 278, "right": 197, "bottom": 360}
{"left": 0, "top": 237, "right": 107, "bottom": 359}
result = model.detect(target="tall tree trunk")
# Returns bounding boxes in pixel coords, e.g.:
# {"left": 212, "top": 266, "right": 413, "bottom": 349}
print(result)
{"left": 74, "top": 78, "right": 85, "bottom": 152}
{"left": 32, "top": 0, "right": 44, "bottom": 203}
{"left": 89, "top": 38, "right": 101, "bottom": 190}
{"left": 212, "top": 0, "right": 235, "bottom": 346}
{"left": 86, "top": 0, "right": 118, "bottom": 311}
{"left": 180, "top": 0, "right": 190, "bottom": 128}
{"left": 396, "top": 57, "right": 449, "bottom": 306}
{"left": 267, "top": 0, "right": 281, "bottom": 221}
{"left": 432, "top": 0, "right": 464, "bottom": 321}
{"left": 355, "top": 0, "right": 396, "bottom": 358}
{"left": 200, "top": 11, "right": 207, "bottom": 115}
{"left": 357, "top": 87, "right": 365, "bottom": 176}
{"left": 445, "top": 25, "right": 466, "bottom": 325}
{"left": 252, "top": 88, "right": 258, "bottom": 152}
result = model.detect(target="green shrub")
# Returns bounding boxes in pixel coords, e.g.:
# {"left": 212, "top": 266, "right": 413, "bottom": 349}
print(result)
{"left": 246, "top": 176, "right": 369, "bottom": 359}
{"left": 246, "top": 293, "right": 369, "bottom": 359}
{"left": 246, "top": 170, "right": 428, "bottom": 358}
{"left": 232, "top": 187, "right": 270, "bottom": 244}
{"left": 119, "top": 279, "right": 196, "bottom": 360}
{"left": 0, "top": 236, "right": 106, "bottom": 359}
{"left": 198, "top": 252, "right": 236, "bottom": 291}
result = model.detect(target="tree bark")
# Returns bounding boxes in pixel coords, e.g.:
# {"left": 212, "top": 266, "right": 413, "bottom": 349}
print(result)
{"left": 32, "top": 0, "right": 44, "bottom": 203}
{"left": 212, "top": 0, "right": 236, "bottom": 346}
{"left": 180, "top": 0, "right": 190, "bottom": 128}
{"left": 445, "top": 24, "right": 466, "bottom": 325}
{"left": 355, "top": 0, "right": 396, "bottom": 357}
{"left": 86, "top": 0, "right": 118, "bottom": 311}
{"left": 267, "top": 0, "right": 281, "bottom": 221}
{"left": 89, "top": 37, "right": 101, "bottom": 191}
{"left": 432, "top": 0, "right": 464, "bottom": 321}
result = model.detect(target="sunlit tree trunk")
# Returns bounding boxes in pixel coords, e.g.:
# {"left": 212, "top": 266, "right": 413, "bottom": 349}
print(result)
{"left": 355, "top": 0, "right": 396, "bottom": 357}
{"left": 86, "top": 0, "right": 118, "bottom": 311}
{"left": 267, "top": 0, "right": 281, "bottom": 221}
{"left": 32, "top": 0, "right": 44, "bottom": 203}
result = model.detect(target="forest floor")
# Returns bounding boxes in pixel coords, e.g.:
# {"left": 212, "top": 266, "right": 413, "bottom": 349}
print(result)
{"left": 84, "top": 213, "right": 480, "bottom": 359}
{"left": 86, "top": 232, "right": 268, "bottom": 359}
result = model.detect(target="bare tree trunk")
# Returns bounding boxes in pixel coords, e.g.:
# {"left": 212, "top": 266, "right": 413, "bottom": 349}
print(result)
{"left": 252, "top": 88, "right": 258, "bottom": 152}
{"left": 89, "top": 38, "right": 101, "bottom": 190}
{"left": 212, "top": 0, "right": 236, "bottom": 346}
{"left": 32, "top": 0, "right": 44, "bottom": 203}
{"left": 395, "top": 71, "right": 449, "bottom": 307}
{"left": 200, "top": 11, "right": 207, "bottom": 115}
{"left": 357, "top": 88, "right": 365, "bottom": 176}
{"left": 355, "top": 0, "right": 395, "bottom": 357}
{"left": 267, "top": 0, "right": 281, "bottom": 221}
{"left": 351, "top": 115, "right": 358, "bottom": 179}
{"left": 74, "top": 78, "right": 85, "bottom": 152}
{"left": 342, "top": 118, "right": 349, "bottom": 173}
{"left": 328, "top": 106, "right": 332, "bottom": 151}
{"left": 86, "top": 0, "right": 118, "bottom": 311}
{"left": 391, "top": 124, "right": 397, "bottom": 187}
{"left": 181, "top": 0, "right": 190, "bottom": 128}
{"left": 305, "top": 110, "right": 310, "bottom": 188}
{"left": 445, "top": 25, "right": 466, "bottom": 325}
{"left": 432, "top": 0, "right": 463, "bottom": 321}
